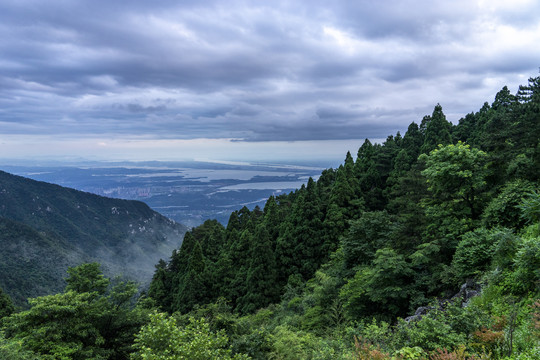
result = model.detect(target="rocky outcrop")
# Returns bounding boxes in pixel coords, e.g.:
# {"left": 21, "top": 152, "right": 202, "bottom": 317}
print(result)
{"left": 405, "top": 280, "right": 481, "bottom": 322}
{"left": 450, "top": 279, "right": 481, "bottom": 306}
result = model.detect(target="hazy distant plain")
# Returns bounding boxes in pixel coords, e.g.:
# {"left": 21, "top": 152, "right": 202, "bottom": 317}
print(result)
{"left": 1, "top": 160, "right": 327, "bottom": 227}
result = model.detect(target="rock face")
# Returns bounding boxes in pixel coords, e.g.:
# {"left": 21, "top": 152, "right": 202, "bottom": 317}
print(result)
{"left": 450, "top": 279, "right": 481, "bottom": 305}
{"left": 405, "top": 280, "right": 481, "bottom": 322}
{"left": 0, "top": 170, "right": 187, "bottom": 304}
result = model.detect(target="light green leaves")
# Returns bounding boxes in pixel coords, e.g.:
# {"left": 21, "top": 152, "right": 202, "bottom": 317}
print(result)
{"left": 131, "top": 312, "right": 249, "bottom": 360}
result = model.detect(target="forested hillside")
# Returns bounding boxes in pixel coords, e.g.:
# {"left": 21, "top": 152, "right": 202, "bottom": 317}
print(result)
{"left": 145, "top": 77, "right": 539, "bottom": 358}
{"left": 149, "top": 78, "right": 538, "bottom": 312}
{"left": 0, "top": 171, "right": 187, "bottom": 304}
{"left": 0, "top": 77, "right": 538, "bottom": 359}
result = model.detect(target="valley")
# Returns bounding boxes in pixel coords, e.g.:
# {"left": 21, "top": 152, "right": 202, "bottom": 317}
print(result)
{"left": 0, "top": 170, "right": 187, "bottom": 304}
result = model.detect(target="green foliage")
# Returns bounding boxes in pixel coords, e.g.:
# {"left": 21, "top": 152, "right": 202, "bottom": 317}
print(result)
{"left": 177, "top": 273, "right": 211, "bottom": 314}
{"left": 0, "top": 217, "right": 69, "bottom": 305}
{"left": 511, "top": 236, "right": 540, "bottom": 295}
{"left": 301, "top": 305, "right": 329, "bottom": 332}
{"left": 270, "top": 325, "right": 349, "bottom": 360}
{"left": 341, "top": 211, "right": 395, "bottom": 269}
{"left": 504, "top": 308, "right": 540, "bottom": 359}
{"left": 231, "top": 328, "right": 273, "bottom": 360}
{"left": 482, "top": 180, "right": 536, "bottom": 230}
{"left": 518, "top": 190, "right": 540, "bottom": 237}
{"left": 451, "top": 228, "right": 499, "bottom": 281}
{"left": 290, "top": 255, "right": 347, "bottom": 333}
{"left": 341, "top": 248, "right": 414, "bottom": 320}
{"left": 393, "top": 315, "right": 466, "bottom": 352}
{"left": 0, "top": 170, "right": 187, "bottom": 305}
{"left": 238, "top": 224, "right": 280, "bottom": 314}
{"left": 421, "top": 141, "right": 488, "bottom": 222}
{"left": 420, "top": 104, "right": 452, "bottom": 154}
{"left": 490, "top": 229, "right": 521, "bottom": 271}
{"left": 440, "top": 300, "right": 491, "bottom": 340}
{"left": 417, "top": 142, "right": 489, "bottom": 285}
{"left": 131, "top": 312, "right": 249, "bottom": 360}
{"left": 356, "top": 139, "right": 385, "bottom": 211}
{"left": 1, "top": 263, "right": 149, "bottom": 359}
{"left": 147, "top": 259, "right": 171, "bottom": 312}
{"left": 276, "top": 178, "right": 327, "bottom": 281}
{"left": 393, "top": 346, "right": 425, "bottom": 359}
{"left": 141, "top": 76, "right": 540, "bottom": 360}
{"left": 0, "top": 287, "right": 15, "bottom": 320}
{"left": 349, "top": 318, "right": 393, "bottom": 352}
{"left": 3, "top": 291, "right": 112, "bottom": 359}
{"left": 0, "top": 331, "right": 39, "bottom": 360}
{"left": 65, "top": 262, "right": 110, "bottom": 295}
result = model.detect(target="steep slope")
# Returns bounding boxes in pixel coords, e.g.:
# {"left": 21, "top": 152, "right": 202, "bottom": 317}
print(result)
{"left": 149, "top": 77, "right": 540, "bottom": 318}
{"left": 0, "top": 170, "right": 187, "bottom": 304}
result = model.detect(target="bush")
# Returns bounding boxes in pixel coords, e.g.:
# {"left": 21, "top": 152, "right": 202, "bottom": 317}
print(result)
{"left": 511, "top": 237, "right": 540, "bottom": 295}
{"left": 349, "top": 318, "right": 393, "bottom": 352}
{"left": 270, "top": 325, "right": 350, "bottom": 360}
{"left": 393, "top": 346, "right": 426, "bottom": 359}
{"left": 231, "top": 328, "right": 273, "bottom": 360}
{"left": 131, "top": 312, "right": 249, "bottom": 360}
{"left": 482, "top": 180, "right": 536, "bottom": 230}
{"left": 393, "top": 315, "right": 466, "bottom": 352}
{"left": 0, "top": 331, "right": 39, "bottom": 360}
{"left": 451, "top": 228, "right": 498, "bottom": 281}
{"left": 429, "top": 345, "right": 479, "bottom": 360}
{"left": 353, "top": 336, "right": 390, "bottom": 360}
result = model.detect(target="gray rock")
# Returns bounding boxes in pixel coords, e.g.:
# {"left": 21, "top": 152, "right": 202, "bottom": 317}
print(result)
{"left": 405, "top": 281, "right": 481, "bottom": 322}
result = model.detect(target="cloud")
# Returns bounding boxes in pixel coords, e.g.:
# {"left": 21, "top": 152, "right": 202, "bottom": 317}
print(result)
{"left": 0, "top": 0, "right": 539, "bottom": 157}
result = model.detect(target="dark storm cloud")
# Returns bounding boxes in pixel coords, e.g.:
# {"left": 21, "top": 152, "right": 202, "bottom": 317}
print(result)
{"left": 235, "top": 110, "right": 409, "bottom": 142}
{"left": 1, "top": 0, "right": 539, "bottom": 145}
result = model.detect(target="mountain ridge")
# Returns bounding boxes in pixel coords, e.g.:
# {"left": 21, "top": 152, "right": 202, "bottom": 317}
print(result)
{"left": 0, "top": 170, "right": 187, "bottom": 304}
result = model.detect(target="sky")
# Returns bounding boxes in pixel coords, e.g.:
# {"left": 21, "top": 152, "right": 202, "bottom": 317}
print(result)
{"left": 1, "top": 0, "right": 539, "bottom": 163}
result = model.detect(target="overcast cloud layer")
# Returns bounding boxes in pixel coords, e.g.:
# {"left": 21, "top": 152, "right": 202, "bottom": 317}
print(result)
{"left": 1, "top": 0, "right": 540, "bottom": 161}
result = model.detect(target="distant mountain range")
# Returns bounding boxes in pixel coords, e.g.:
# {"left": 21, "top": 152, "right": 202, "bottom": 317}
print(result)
{"left": 0, "top": 170, "right": 187, "bottom": 304}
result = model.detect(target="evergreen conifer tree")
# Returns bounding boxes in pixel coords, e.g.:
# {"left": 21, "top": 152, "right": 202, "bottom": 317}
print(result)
{"left": 147, "top": 259, "right": 172, "bottom": 312}
{"left": 174, "top": 240, "right": 209, "bottom": 313}
{"left": 420, "top": 104, "right": 452, "bottom": 154}
{"left": 238, "top": 224, "right": 280, "bottom": 313}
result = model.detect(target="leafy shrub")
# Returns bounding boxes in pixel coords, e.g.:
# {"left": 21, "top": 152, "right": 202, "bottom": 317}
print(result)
{"left": 0, "top": 331, "right": 39, "bottom": 360}
{"left": 491, "top": 229, "right": 520, "bottom": 271}
{"left": 503, "top": 299, "right": 540, "bottom": 358}
{"left": 482, "top": 180, "right": 536, "bottom": 230}
{"left": 442, "top": 301, "right": 490, "bottom": 338}
{"left": 351, "top": 318, "right": 393, "bottom": 352}
{"left": 452, "top": 229, "right": 496, "bottom": 281}
{"left": 393, "top": 346, "right": 426, "bottom": 359}
{"left": 429, "top": 345, "right": 479, "bottom": 360}
{"left": 301, "top": 305, "right": 329, "bottom": 332}
{"left": 131, "top": 312, "right": 249, "bottom": 360}
{"left": 0, "top": 287, "right": 14, "bottom": 320}
{"left": 518, "top": 190, "right": 540, "bottom": 238}
{"left": 270, "top": 325, "right": 318, "bottom": 359}
{"left": 353, "top": 336, "right": 390, "bottom": 360}
{"left": 471, "top": 327, "right": 504, "bottom": 356}
{"left": 231, "top": 328, "right": 273, "bottom": 360}
{"left": 393, "top": 315, "right": 466, "bottom": 352}
{"left": 341, "top": 248, "right": 414, "bottom": 321}
{"left": 518, "top": 190, "right": 540, "bottom": 225}
{"left": 270, "top": 325, "right": 350, "bottom": 360}
{"left": 511, "top": 237, "right": 540, "bottom": 294}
